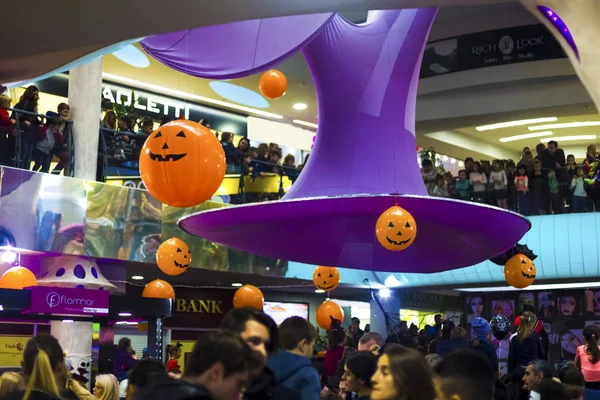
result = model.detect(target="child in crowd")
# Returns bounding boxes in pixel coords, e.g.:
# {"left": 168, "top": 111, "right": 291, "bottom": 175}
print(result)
{"left": 455, "top": 169, "right": 471, "bottom": 201}
{"left": 515, "top": 165, "right": 530, "bottom": 215}
{"left": 444, "top": 172, "right": 456, "bottom": 198}
{"left": 282, "top": 154, "right": 299, "bottom": 183}
{"left": 165, "top": 343, "right": 182, "bottom": 375}
{"left": 421, "top": 159, "right": 437, "bottom": 195}
{"left": 530, "top": 159, "right": 545, "bottom": 215}
{"left": 506, "top": 161, "right": 517, "bottom": 211}
{"left": 566, "top": 154, "right": 577, "bottom": 211}
{"left": 490, "top": 160, "right": 508, "bottom": 209}
{"left": 470, "top": 161, "right": 487, "bottom": 203}
{"left": 33, "top": 117, "right": 63, "bottom": 173}
{"left": 432, "top": 174, "right": 450, "bottom": 197}
{"left": 570, "top": 166, "right": 588, "bottom": 213}
{"left": 0, "top": 95, "right": 16, "bottom": 166}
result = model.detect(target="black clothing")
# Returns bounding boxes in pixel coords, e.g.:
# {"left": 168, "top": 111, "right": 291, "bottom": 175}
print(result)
{"left": 508, "top": 333, "right": 545, "bottom": 373}
{"left": 245, "top": 367, "right": 301, "bottom": 400}
{"left": 135, "top": 376, "right": 214, "bottom": 400}
{"left": 6, "top": 389, "right": 66, "bottom": 400}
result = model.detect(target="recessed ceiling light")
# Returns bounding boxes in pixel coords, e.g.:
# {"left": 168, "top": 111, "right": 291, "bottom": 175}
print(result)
{"left": 131, "top": 276, "right": 144, "bottom": 280}
{"left": 293, "top": 103, "right": 308, "bottom": 110}
{"left": 231, "top": 283, "right": 243, "bottom": 287}
{"left": 293, "top": 119, "right": 318, "bottom": 129}
{"left": 102, "top": 73, "right": 284, "bottom": 120}
{"left": 209, "top": 81, "right": 270, "bottom": 109}
{"left": 119, "top": 312, "right": 132, "bottom": 317}
{"left": 315, "top": 289, "right": 326, "bottom": 293}
{"left": 475, "top": 117, "right": 558, "bottom": 131}
{"left": 116, "top": 321, "right": 128, "bottom": 325}
{"left": 540, "top": 135, "right": 597, "bottom": 143}
{"left": 498, "top": 131, "right": 553, "bottom": 143}
{"left": 529, "top": 121, "right": 600, "bottom": 131}
{"left": 112, "top": 44, "right": 151, "bottom": 69}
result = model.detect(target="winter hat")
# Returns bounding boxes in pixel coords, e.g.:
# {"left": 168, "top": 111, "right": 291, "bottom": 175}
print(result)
{"left": 472, "top": 317, "right": 491, "bottom": 338}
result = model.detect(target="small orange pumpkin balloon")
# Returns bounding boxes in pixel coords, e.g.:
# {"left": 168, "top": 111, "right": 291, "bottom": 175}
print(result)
{"left": 316, "top": 300, "right": 344, "bottom": 330}
{"left": 233, "top": 284, "right": 264, "bottom": 310}
{"left": 136, "top": 322, "right": 149, "bottom": 332}
{"left": 313, "top": 266, "right": 340, "bottom": 292}
{"left": 139, "top": 120, "right": 226, "bottom": 207}
{"left": 157, "top": 237, "right": 191, "bottom": 276}
{"left": 259, "top": 70, "right": 288, "bottom": 99}
{"left": 375, "top": 205, "right": 417, "bottom": 251}
{"left": 142, "top": 279, "right": 175, "bottom": 299}
{"left": 0, "top": 266, "right": 37, "bottom": 289}
{"left": 504, "top": 254, "right": 536, "bottom": 289}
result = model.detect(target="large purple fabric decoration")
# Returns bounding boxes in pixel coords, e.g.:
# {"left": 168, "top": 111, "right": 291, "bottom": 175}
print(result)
{"left": 141, "top": 13, "right": 334, "bottom": 79}
{"left": 179, "top": 9, "right": 531, "bottom": 273}
{"left": 537, "top": 6, "right": 579, "bottom": 61}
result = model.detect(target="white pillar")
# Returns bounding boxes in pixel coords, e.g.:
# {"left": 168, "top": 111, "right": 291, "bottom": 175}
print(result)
{"left": 68, "top": 58, "right": 102, "bottom": 180}
{"left": 369, "top": 292, "right": 400, "bottom": 338}
{"left": 51, "top": 321, "right": 93, "bottom": 389}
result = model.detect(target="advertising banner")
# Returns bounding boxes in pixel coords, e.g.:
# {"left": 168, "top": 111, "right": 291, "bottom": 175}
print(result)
{"left": 26, "top": 286, "right": 109, "bottom": 316}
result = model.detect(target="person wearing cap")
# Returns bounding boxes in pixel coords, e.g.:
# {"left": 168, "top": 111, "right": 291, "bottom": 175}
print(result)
{"left": 471, "top": 317, "right": 499, "bottom": 375}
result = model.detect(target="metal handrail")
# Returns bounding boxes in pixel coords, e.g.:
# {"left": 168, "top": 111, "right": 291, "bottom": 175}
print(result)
{"left": 6, "top": 107, "right": 74, "bottom": 172}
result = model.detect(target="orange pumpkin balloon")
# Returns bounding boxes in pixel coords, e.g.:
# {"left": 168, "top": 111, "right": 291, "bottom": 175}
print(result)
{"left": 375, "top": 205, "right": 417, "bottom": 251}
{"left": 0, "top": 266, "right": 37, "bottom": 289}
{"left": 139, "top": 120, "right": 226, "bottom": 207}
{"left": 504, "top": 254, "right": 536, "bottom": 289}
{"left": 142, "top": 279, "right": 175, "bottom": 299}
{"left": 136, "top": 322, "right": 148, "bottom": 332}
{"left": 157, "top": 237, "right": 191, "bottom": 276}
{"left": 313, "top": 266, "right": 340, "bottom": 292}
{"left": 316, "top": 300, "right": 344, "bottom": 330}
{"left": 233, "top": 284, "right": 264, "bottom": 310}
{"left": 259, "top": 70, "right": 288, "bottom": 99}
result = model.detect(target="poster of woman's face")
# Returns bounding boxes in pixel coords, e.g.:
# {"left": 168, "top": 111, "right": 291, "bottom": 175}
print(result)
{"left": 560, "top": 330, "right": 583, "bottom": 356}
{"left": 558, "top": 296, "right": 581, "bottom": 316}
{"left": 593, "top": 292, "right": 600, "bottom": 316}
{"left": 492, "top": 300, "right": 515, "bottom": 319}
{"left": 538, "top": 292, "right": 555, "bottom": 317}
{"left": 467, "top": 296, "right": 484, "bottom": 323}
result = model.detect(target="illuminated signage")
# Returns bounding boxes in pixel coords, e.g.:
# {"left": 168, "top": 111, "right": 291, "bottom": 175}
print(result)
{"left": 102, "top": 86, "right": 191, "bottom": 120}
{"left": 174, "top": 298, "right": 224, "bottom": 314}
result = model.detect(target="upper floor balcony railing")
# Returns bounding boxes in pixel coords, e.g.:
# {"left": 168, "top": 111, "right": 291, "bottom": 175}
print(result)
{"left": 3, "top": 108, "right": 599, "bottom": 217}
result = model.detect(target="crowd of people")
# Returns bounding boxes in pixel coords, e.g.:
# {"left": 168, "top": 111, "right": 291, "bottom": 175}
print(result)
{"left": 422, "top": 142, "right": 600, "bottom": 215}
{"left": 0, "top": 86, "right": 72, "bottom": 174}
{"left": 2, "top": 307, "right": 597, "bottom": 400}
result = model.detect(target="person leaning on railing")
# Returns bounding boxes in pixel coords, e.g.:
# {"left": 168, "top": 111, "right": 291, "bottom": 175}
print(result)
{"left": 0, "top": 95, "right": 17, "bottom": 166}
{"left": 11, "top": 85, "right": 43, "bottom": 170}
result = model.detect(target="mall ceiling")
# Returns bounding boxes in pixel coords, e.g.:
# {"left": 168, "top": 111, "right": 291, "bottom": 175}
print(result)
{"left": 1, "top": 0, "right": 514, "bottom": 84}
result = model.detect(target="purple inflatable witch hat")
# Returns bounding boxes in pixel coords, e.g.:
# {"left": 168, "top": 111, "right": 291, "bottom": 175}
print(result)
{"left": 169, "top": 9, "right": 531, "bottom": 273}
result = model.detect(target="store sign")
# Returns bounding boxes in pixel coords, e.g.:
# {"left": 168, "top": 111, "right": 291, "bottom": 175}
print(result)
{"left": 421, "top": 24, "right": 566, "bottom": 78}
{"left": 174, "top": 298, "right": 224, "bottom": 314}
{"left": 102, "top": 85, "right": 191, "bottom": 120}
{"left": 25, "top": 286, "right": 109, "bottom": 316}
{"left": 163, "top": 289, "right": 234, "bottom": 330}
{"left": 0, "top": 337, "right": 27, "bottom": 367}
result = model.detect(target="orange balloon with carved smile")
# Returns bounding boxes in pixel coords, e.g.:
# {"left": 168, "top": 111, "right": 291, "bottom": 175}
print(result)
{"left": 375, "top": 205, "right": 417, "bottom": 251}
{"left": 157, "top": 237, "right": 191, "bottom": 276}
{"left": 504, "top": 254, "right": 536, "bottom": 289}
{"left": 139, "top": 120, "right": 226, "bottom": 207}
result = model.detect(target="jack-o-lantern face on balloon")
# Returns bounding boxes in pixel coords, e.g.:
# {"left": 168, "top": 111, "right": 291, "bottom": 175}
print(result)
{"left": 375, "top": 205, "right": 417, "bottom": 251}
{"left": 313, "top": 266, "right": 340, "bottom": 292}
{"left": 504, "top": 254, "right": 536, "bottom": 289}
{"left": 157, "top": 237, "right": 192, "bottom": 276}
{"left": 139, "top": 120, "right": 226, "bottom": 207}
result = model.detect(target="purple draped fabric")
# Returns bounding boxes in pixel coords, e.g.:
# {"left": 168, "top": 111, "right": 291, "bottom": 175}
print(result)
{"left": 141, "top": 13, "right": 335, "bottom": 79}
{"left": 179, "top": 9, "right": 531, "bottom": 273}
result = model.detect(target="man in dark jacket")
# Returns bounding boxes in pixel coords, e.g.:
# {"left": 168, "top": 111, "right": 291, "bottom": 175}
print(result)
{"left": 220, "top": 308, "right": 301, "bottom": 400}
{"left": 136, "top": 331, "right": 262, "bottom": 400}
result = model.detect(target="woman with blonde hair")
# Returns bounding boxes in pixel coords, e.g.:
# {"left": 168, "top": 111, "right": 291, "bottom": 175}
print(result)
{"left": 507, "top": 311, "right": 545, "bottom": 386}
{"left": 93, "top": 374, "right": 119, "bottom": 400}
{"left": 0, "top": 372, "right": 25, "bottom": 397}
{"left": 5, "top": 334, "right": 77, "bottom": 400}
